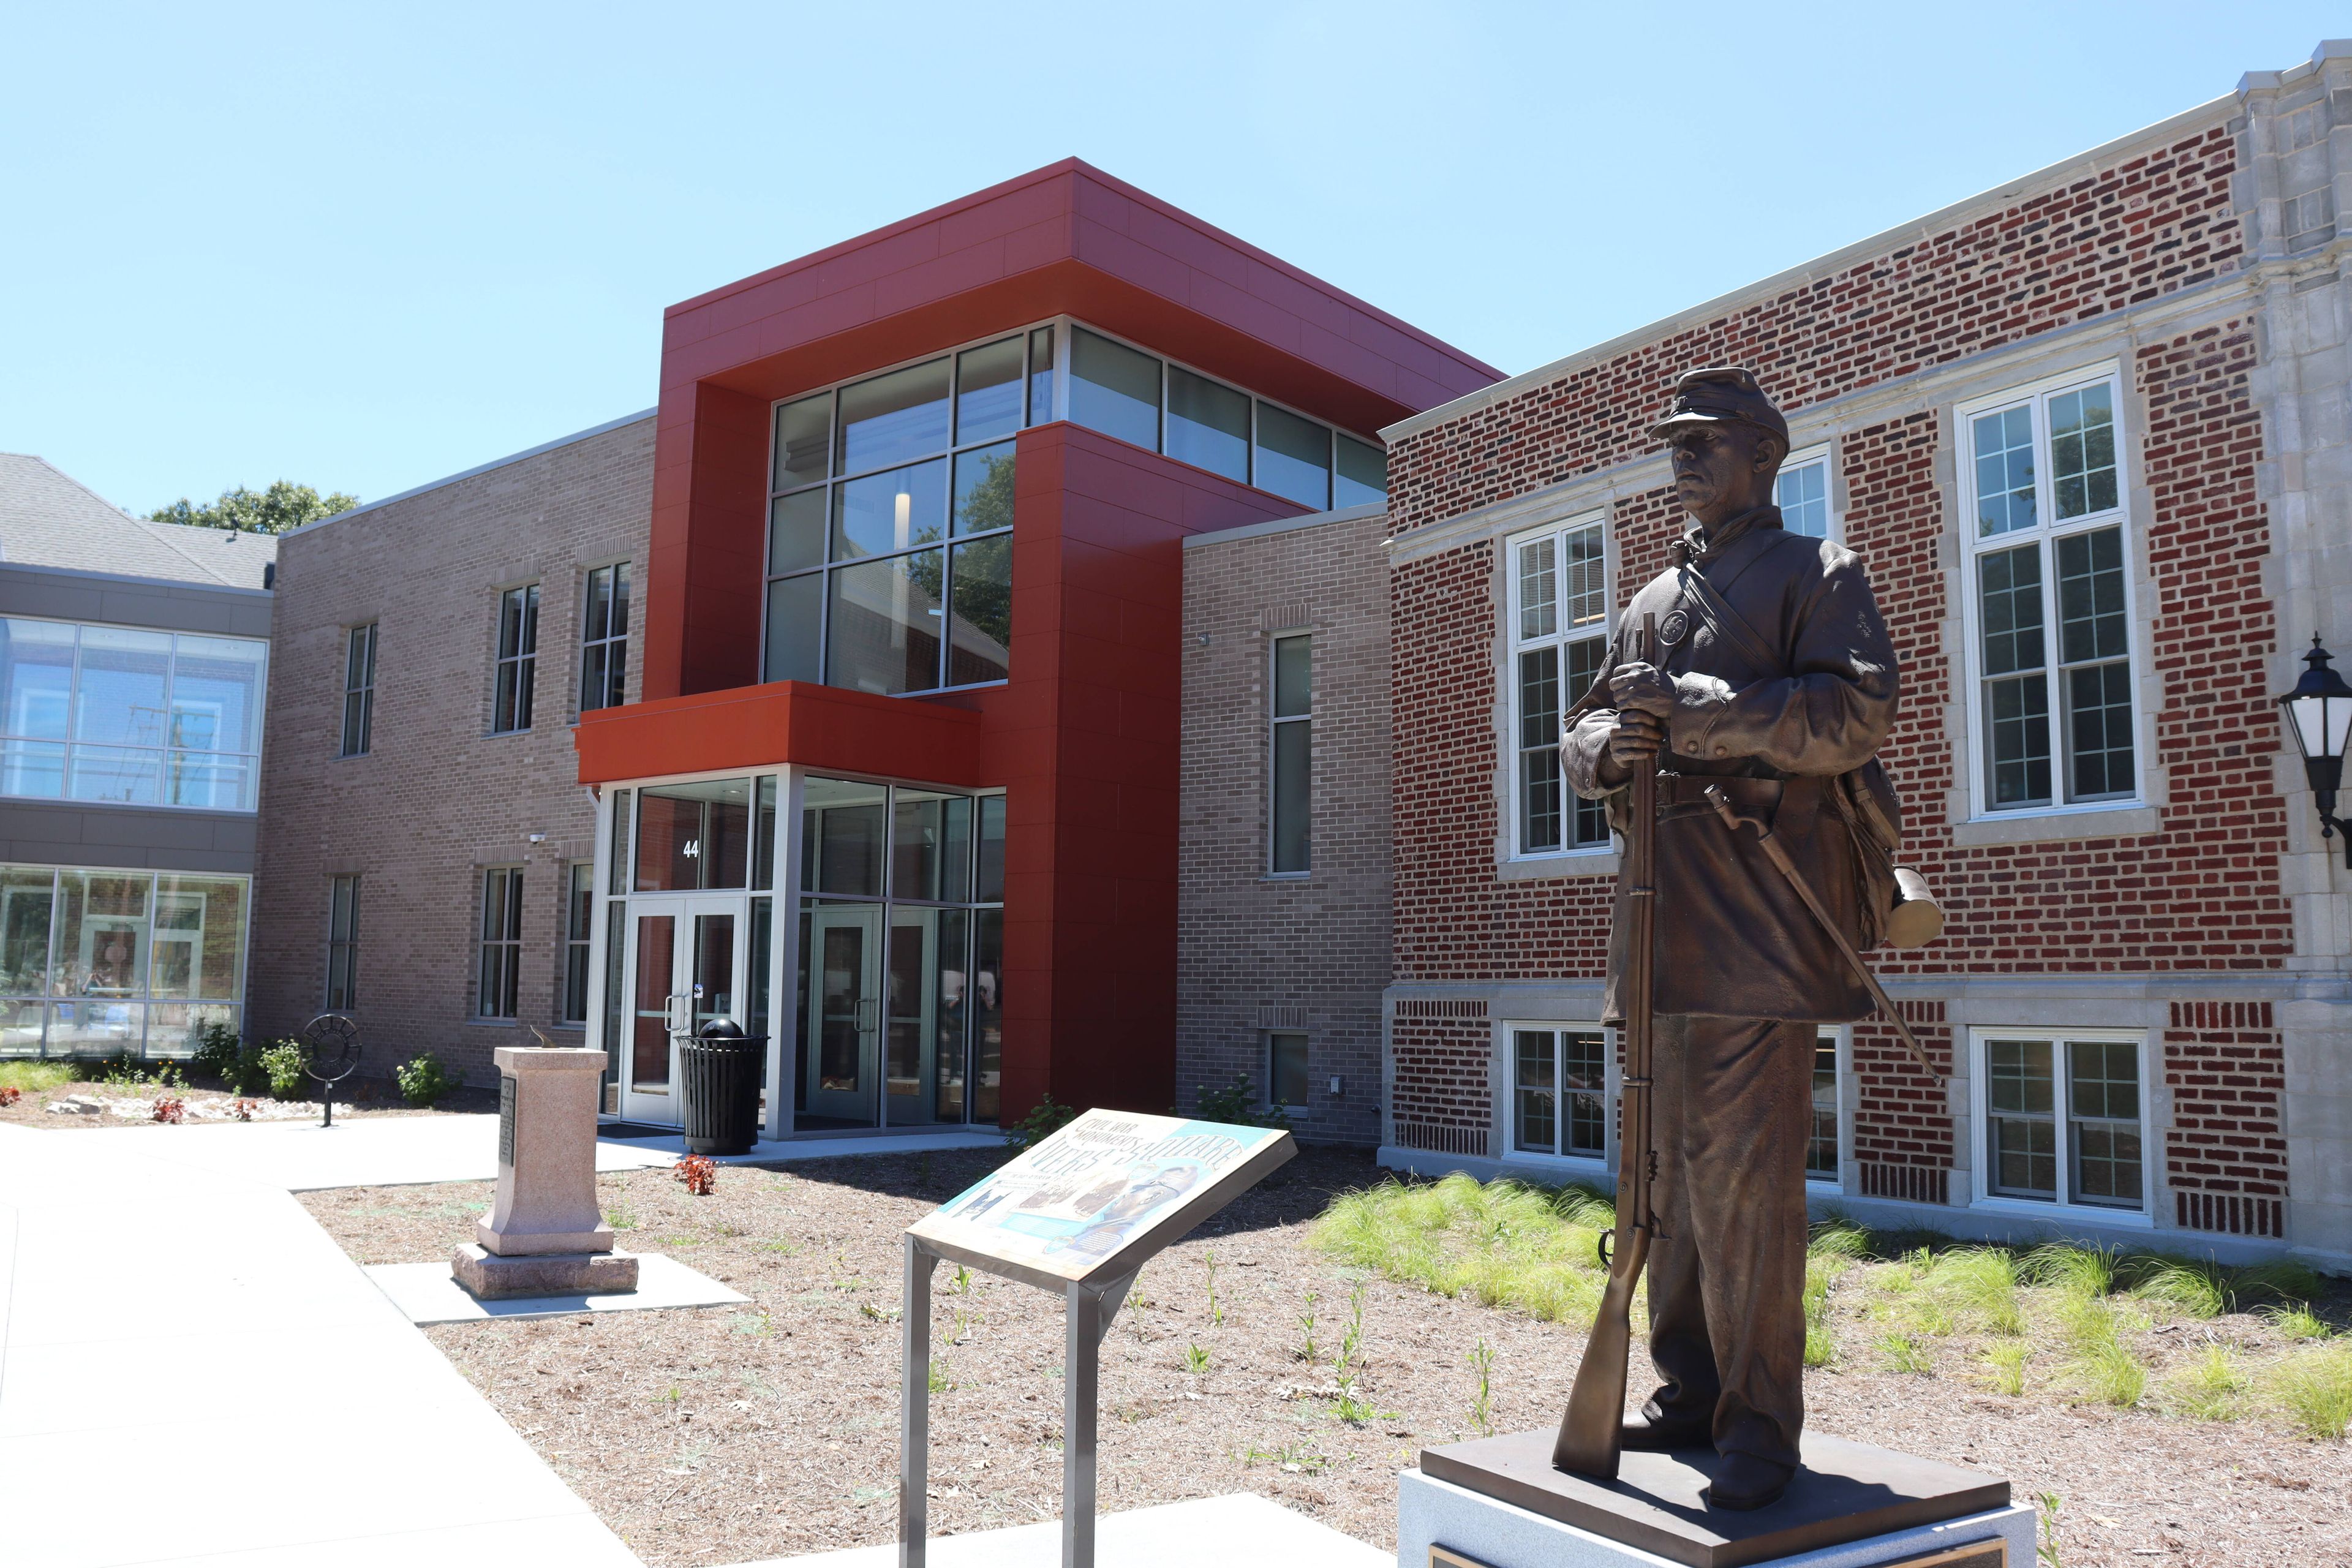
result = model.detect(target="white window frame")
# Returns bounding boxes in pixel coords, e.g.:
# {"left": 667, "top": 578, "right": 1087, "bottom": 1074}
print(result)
{"left": 1500, "top": 1019, "right": 1614, "bottom": 1174}
{"left": 1775, "top": 443, "right": 1840, "bottom": 545}
{"left": 1956, "top": 363, "right": 2144, "bottom": 822}
{"left": 1965, "top": 1026, "right": 2154, "bottom": 1226}
{"left": 1806, "top": 1025, "right": 1849, "bottom": 1191}
{"left": 1505, "top": 511, "right": 1612, "bottom": 861}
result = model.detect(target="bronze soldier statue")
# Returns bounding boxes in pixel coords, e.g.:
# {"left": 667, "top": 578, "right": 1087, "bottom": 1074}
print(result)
{"left": 1559, "top": 368, "right": 1899, "bottom": 1510}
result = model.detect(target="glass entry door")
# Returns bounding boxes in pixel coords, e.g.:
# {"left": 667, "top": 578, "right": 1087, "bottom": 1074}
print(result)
{"left": 622, "top": 894, "right": 745, "bottom": 1125}
{"left": 802, "top": 903, "right": 881, "bottom": 1123}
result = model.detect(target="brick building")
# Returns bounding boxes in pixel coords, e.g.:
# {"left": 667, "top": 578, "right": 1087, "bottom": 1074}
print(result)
{"left": 248, "top": 413, "right": 653, "bottom": 1079}
{"left": 1178, "top": 41, "right": 2347, "bottom": 1272}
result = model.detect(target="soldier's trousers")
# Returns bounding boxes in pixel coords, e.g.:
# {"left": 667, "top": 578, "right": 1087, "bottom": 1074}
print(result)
{"left": 1640, "top": 1014, "right": 1815, "bottom": 1471}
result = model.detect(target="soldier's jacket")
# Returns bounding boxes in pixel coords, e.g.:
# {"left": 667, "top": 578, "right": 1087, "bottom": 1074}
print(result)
{"left": 1562, "top": 504, "right": 1899, "bottom": 1022}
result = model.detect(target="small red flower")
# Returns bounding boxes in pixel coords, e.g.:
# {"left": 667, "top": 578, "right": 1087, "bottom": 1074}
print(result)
{"left": 674, "top": 1155, "right": 717, "bottom": 1196}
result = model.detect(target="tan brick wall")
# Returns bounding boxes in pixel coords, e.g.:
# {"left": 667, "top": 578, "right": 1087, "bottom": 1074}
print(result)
{"left": 1178, "top": 510, "right": 1391, "bottom": 1145}
{"left": 250, "top": 417, "right": 654, "bottom": 1086}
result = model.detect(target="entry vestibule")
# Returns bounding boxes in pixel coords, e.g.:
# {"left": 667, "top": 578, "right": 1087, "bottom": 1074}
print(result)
{"left": 588, "top": 768, "right": 1003, "bottom": 1139}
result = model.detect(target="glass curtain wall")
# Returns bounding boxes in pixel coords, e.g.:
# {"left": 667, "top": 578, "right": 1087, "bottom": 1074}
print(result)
{"left": 0, "top": 864, "right": 247, "bottom": 1057}
{"left": 796, "top": 777, "right": 1004, "bottom": 1131}
{"left": 0, "top": 617, "right": 267, "bottom": 810}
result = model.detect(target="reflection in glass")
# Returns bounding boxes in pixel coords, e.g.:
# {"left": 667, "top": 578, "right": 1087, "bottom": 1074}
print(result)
{"left": 834, "top": 459, "right": 948, "bottom": 559}
{"left": 148, "top": 1001, "right": 232, "bottom": 1060}
{"left": 763, "top": 574, "right": 823, "bottom": 684}
{"left": 167, "top": 752, "right": 251, "bottom": 810}
{"left": 957, "top": 337, "right": 1024, "bottom": 445}
{"left": 952, "top": 443, "right": 1016, "bottom": 535}
{"left": 1254, "top": 402, "right": 1330, "bottom": 510}
{"left": 607, "top": 789, "right": 633, "bottom": 895}
{"left": 69, "top": 747, "right": 162, "bottom": 805}
{"left": 0, "top": 867, "right": 53, "bottom": 995}
{"left": 752, "top": 775, "right": 778, "bottom": 892}
{"left": 692, "top": 911, "right": 735, "bottom": 1028}
{"left": 948, "top": 537, "right": 1012, "bottom": 687}
{"left": 168, "top": 636, "right": 265, "bottom": 754}
{"left": 631, "top": 913, "right": 675, "bottom": 1090}
{"left": 2, "top": 739, "right": 64, "bottom": 799}
{"left": 892, "top": 792, "right": 973, "bottom": 902}
{"left": 973, "top": 908, "right": 1001, "bottom": 1123}
{"left": 827, "top": 552, "right": 944, "bottom": 696}
{"left": 774, "top": 393, "right": 832, "bottom": 490}
{"left": 150, "top": 876, "right": 244, "bottom": 1001}
{"left": 635, "top": 779, "right": 752, "bottom": 891}
{"left": 838, "top": 358, "right": 951, "bottom": 475}
{"left": 976, "top": 794, "right": 1006, "bottom": 903}
{"left": 48, "top": 1000, "right": 143, "bottom": 1056}
{"left": 1335, "top": 434, "right": 1387, "bottom": 507}
{"left": 74, "top": 627, "right": 172, "bottom": 746}
{"left": 1027, "top": 326, "right": 1055, "bottom": 424}
{"left": 768, "top": 489, "right": 826, "bottom": 575}
{"left": 796, "top": 899, "right": 881, "bottom": 1129}
{"left": 56, "top": 871, "right": 149, "bottom": 1000}
{"left": 930, "top": 908, "right": 971, "bottom": 1123}
{"left": 1166, "top": 366, "right": 1248, "bottom": 481}
{"left": 802, "top": 778, "right": 888, "bottom": 896}
{"left": 0, "top": 619, "right": 74, "bottom": 740}
{"left": 1069, "top": 328, "right": 1159, "bottom": 449}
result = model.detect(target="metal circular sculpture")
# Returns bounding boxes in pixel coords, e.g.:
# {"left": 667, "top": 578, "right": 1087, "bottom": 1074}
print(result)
{"left": 300, "top": 1012, "right": 362, "bottom": 1128}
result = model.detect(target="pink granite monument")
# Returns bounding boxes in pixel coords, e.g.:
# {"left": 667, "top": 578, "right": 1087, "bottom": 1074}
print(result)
{"left": 451, "top": 1045, "right": 639, "bottom": 1298}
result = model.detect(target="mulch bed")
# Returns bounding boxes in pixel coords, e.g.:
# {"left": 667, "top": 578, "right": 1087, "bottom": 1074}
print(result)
{"left": 298, "top": 1147, "right": 2352, "bottom": 1568}
{"left": 0, "top": 1074, "right": 497, "bottom": 1130}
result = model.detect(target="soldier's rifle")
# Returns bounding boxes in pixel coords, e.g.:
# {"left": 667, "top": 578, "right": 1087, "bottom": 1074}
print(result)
{"left": 1551, "top": 614, "right": 1659, "bottom": 1481}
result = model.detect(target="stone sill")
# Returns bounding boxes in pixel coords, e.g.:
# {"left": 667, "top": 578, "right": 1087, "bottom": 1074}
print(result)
{"left": 1497, "top": 850, "right": 1620, "bottom": 881}
{"left": 1947, "top": 804, "right": 2159, "bottom": 847}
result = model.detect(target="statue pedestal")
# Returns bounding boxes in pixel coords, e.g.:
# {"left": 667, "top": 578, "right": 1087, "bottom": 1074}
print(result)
{"left": 455, "top": 1046, "right": 637, "bottom": 1300}
{"left": 1403, "top": 1431, "right": 2029, "bottom": 1568}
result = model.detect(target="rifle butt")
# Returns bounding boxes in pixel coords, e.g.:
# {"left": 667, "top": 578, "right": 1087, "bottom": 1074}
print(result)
{"left": 1550, "top": 1226, "right": 1651, "bottom": 1477}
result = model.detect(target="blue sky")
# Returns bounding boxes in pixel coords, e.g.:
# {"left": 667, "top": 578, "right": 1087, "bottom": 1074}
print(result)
{"left": 3, "top": 4, "right": 2341, "bottom": 514}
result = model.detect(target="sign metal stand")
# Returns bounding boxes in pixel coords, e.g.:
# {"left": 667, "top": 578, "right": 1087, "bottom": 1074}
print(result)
{"left": 895, "top": 1111, "right": 1295, "bottom": 1568}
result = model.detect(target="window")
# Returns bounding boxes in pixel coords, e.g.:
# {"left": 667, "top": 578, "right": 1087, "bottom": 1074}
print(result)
{"left": 562, "top": 864, "right": 593, "bottom": 1024}
{"left": 1508, "top": 514, "right": 1610, "bottom": 856}
{"left": 1268, "top": 1031, "right": 1308, "bottom": 1107}
{"left": 763, "top": 333, "right": 1038, "bottom": 697}
{"left": 325, "top": 875, "right": 360, "bottom": 1011}
{"left": 1270, "top": 634, "right": 1311, "bottom": 874}
{"left": 492, "top": 586, "right": 539, "bottom": 734}
{"left": 1512, "top": 1027, "right": 1607, "bottom": 1159}
{"left": 340, "top": 624, "right": 375, "bottom": 757}
{"left": 1977, "top": 1031, "right": 2147, "bottom": 1212}
{"left": 1063, "top": 323, "right": 1386, "bottom": 508}
{"left": 579, "top": 564, "right": 629, "bottom": 714}
{"left": 478, "top": 867, "right": 523, "bottom": 1019}
{"left": 1807, "top": 1031, "right": 1840, "bottom": 1180}
{"left": 0, "top": 616, "right": 267, "bottom": 811}
{"left": 1776, "top": 446, "right": 1836, "bottom": 541}
{"left": 0, "top": 864, "right": 246, "bottom": 1057}
{"left": 1961, "top": 369, "right": 2138, "bottom": 814}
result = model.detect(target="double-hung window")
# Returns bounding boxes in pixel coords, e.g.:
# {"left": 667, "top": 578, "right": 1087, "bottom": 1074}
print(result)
{"left": 1508, "top": 514, "right": 1610, "bottom": 856}
{"left": 492, "top": 586, "right": 539, "bottom": 734}
{"left": 1807, "top": 1030, "right": 1842, "bottom": 1182}
{"left": 1975, "top": 1030, "right": 2148, "bottom": 1213}
{"left": 562, "top": 863, "right": 594, "bottom": 1025}
{"left": 579, "top": 564, "right": 629, "bottom": 714}
{"left": 1511, "top": 1026, "right": 1608, "bottom": 1160}
{"left": 478, "top": 867, "right": 523, "bottom": 1019}
{"left": 1776, "top": 445, "right": 1837, "bottom": 541}
{"left": 1961, "top": 369, "right": 2138, "bottom": 814}
{"left": 1269, "top": 633, "right": 1311, "bottom": 875}
{"left": 340, "top": 624, "right": 375, "bottom": 757}
{"left": 325, "top": 874, "right": 360, "bottom": 1011}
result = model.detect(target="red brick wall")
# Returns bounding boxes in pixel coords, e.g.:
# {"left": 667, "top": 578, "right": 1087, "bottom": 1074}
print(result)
{"left": 2165, "top": 1000, "right": 2287, "bottom": 1237}
{"left": 1389, "top": 999, "right": 1490, "bottom": 1157}
{"left": 1385, "top": 118, "right": 2293, "bottom": 1227}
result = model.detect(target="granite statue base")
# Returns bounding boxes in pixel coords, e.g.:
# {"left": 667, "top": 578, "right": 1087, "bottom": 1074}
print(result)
{"left": 1406, "top": 1430, "right": 2026, "bottom": 1568}
{"left": 451, "top": 1243, "right": 640, "bottom": 1300}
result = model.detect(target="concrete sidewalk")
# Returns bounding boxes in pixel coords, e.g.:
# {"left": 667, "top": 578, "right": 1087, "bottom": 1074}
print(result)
{"left": 71, "top": 1112, "right": 1004, "bottom": 1192}
{"left": 0, "top": 1122, "right": 642, "bottom": 1567}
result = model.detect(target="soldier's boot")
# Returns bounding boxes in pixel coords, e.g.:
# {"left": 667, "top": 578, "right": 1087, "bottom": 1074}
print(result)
{"left": 1619, "top": 1410, "right": 1710, "bottom": 1451}
{"left": 1702, "top": 1450, "right": 1794, "bottom": 1512}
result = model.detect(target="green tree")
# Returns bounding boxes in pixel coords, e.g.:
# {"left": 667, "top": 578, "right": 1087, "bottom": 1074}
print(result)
{"left": 149, "top": 480, "right": 359, "bottom": 534}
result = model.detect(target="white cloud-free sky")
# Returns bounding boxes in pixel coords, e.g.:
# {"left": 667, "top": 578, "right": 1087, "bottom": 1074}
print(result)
{"left": 3, "top": 4, "right": 2340, "bottom": 514}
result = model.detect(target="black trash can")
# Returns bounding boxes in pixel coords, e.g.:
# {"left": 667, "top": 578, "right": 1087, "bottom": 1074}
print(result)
{"left": 679, "top": 1018, "right": 762, "bottom": 1156}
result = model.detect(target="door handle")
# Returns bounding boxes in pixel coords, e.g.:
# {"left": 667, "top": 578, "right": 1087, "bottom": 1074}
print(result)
{"left": 856, "top": 998, "right": 879, "bottom": 1033}
{"left": 666, "top": 992, "right": 692, "bottom": 1035}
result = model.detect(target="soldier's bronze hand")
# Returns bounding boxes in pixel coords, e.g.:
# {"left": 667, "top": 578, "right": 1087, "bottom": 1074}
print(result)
{"left": 1590, "top": 662, "right": 1674, "bottom": 784}
{"left": 1609, "top": 661, "right": 1676, "bottom": 718}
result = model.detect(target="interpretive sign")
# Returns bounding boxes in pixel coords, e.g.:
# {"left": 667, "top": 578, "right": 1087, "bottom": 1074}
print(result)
{"left": 900, "top": 1110, "right": 1295, "bottom": 1568}
{"left": 908, "top": 1109, "right": 1294, "bottom": 1289}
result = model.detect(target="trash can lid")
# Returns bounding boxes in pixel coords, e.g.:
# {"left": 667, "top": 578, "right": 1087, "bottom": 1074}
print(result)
{"left": 697, "top": 1017, "right": 747, "bottom": 1039}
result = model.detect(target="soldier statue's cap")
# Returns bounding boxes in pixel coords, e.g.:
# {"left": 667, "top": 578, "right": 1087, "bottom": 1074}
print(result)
{"left": 1648, "top": 366, "right": 1790, "bottom": 447}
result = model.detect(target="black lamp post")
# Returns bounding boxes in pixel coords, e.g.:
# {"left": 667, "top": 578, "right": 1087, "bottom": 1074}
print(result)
{"left": 2278, "top": 633, "right": 2352, "bottom": 869}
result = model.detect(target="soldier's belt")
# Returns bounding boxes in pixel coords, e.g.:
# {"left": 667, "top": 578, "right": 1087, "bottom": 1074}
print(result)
{"left": 1654, "top": 772, "right": 1782, "bottom": 823}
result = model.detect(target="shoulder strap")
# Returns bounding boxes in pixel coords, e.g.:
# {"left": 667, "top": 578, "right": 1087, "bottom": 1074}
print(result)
{"left": 1674, "top": 559, "right": 1782, "bottom": 674}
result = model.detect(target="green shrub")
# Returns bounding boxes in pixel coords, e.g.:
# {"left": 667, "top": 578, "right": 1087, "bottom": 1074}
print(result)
{"left": 395, "top": 1054, "right": 460, "bottom": 1107}
{"left": 0, "top": 1060, "right": 75, "bottom": 1094}
{"left": 189, "top": 1021, "right": 243, "bottom": 1084}
{"left": 1193, "top": 1073, "right": 1291, "bottom": 1129}
{"left": 2163, "top": 1344, "right": 2248, "bottom": 1422}
{"left": 258, "top": 1039, "right": 310, "bottom": 1100}
{"left": 1004, "top": 1092, "right": 1080, "bottom": 1151}
{"left": 2265, "top": 1343, "right": 2352, "bottom": 1439}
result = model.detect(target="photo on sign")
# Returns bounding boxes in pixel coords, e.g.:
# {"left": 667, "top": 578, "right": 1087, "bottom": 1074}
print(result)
{"left": 911, "top": 1109, "right": 1291, "bottom": 1283}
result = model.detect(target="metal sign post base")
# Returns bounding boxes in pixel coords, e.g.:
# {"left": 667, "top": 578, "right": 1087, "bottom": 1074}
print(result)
{"left": 900, "top": 1235, "right": 1136, "bottom": 1568}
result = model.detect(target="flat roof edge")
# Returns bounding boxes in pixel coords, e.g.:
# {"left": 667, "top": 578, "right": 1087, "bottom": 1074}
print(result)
{"left": 1183, "top": 500, "right": 1385, "bottom": 549}
{"left": 1380, "top": 92, "right": 2238, "bottom": 443}
{"left": 280, "top": 408, "right": 658, "bottom": 541}
{"left": 0, "top": 559, "right": 273, "bottom": 599}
